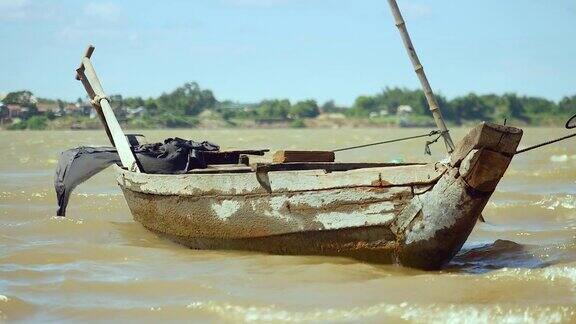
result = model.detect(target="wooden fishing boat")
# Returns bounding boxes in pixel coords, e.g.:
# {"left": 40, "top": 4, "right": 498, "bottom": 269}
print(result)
{"left": 115, "top": 123, "right": 521, "bottom": 270}
{"left": 70, "top": 0, "right": 524, "bottom": 269}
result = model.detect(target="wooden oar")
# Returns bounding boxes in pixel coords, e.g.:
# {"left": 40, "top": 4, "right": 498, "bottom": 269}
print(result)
{"left": 75, "top": 45, "right": 141, "bottom": 172}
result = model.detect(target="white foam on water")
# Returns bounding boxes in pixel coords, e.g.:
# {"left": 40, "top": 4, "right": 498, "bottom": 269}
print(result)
{"left": 184, "top": 300, "right": 575, "bottom": 323}
{"left": 486, "top": 266, "right": 576, "bottom": 288}
{"left": 0, "top": 295, "right": 9, "bottom": 321}
{"left": 534, "top": 195, "right": 576, "bottom": 210}
{"left": 550, "top": 155, "right": 569, "bottom": 163}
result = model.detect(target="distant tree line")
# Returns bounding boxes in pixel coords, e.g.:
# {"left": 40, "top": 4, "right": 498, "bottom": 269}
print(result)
{"left": 2, "top": 82, "right": 575, "bottom": 129}
{"left": 348, "top": 87, "right": 575, "bottom": 125}
{"left": 115, "top": 84, "right": 574, "bottom": 125}
{"left": 103, "top": 82, "right": 325, "bottom": 127}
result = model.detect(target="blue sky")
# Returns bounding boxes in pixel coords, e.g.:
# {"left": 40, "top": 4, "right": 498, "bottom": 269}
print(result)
{"left": 0, "top": 0, "right": 575, "bottom": 105}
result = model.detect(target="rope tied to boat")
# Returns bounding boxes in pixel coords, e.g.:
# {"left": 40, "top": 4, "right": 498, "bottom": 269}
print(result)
{"left": 333, "top": 114, "right": 576, "bottom": 155}
{"left": 515, "top": 113, "right": 576, "bottom": 155}
{"left": 515, "top": 132, "right": 576, "bottom": 155}
{"left": 424, "top": 131, "right": 447, "bottom": 155}
{"left": 333, "top": 130, "right": 442, "bottom": 153}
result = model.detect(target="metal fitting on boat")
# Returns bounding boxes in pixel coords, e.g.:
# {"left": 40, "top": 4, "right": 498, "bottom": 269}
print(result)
{"left": 90, "top": 94, "right": 109, "bottom": 107}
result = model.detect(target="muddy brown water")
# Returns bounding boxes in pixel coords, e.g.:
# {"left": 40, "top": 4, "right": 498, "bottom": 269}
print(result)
{"left": 1, "top": 127, "right": 575, "bottom": 322}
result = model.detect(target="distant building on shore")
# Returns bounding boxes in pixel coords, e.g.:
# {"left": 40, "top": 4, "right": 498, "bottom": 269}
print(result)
{"left": 397, "top": 105, "right": 413, "bottom": 115}
{"left": 127, "top": 106, "right": 145, "bottom": 118}
{"left": 6, "top": 104, "right": 25, "bottom": 118}
{"left": 64, "top": 101, "right": 93, "bottom": 117}
{"left": 37, "top": 102, "right": 60, "bottom": 114}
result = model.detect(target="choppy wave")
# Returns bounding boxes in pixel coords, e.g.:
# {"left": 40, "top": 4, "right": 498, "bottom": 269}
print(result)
{"left": 485, "top": 265, "right": 576, "bottom": 287}
{"left": 450, "top": 240, "right": 546, "bottom": 273}
{"left": 550, "top": 154, "right": 576, "bottom": 163}
{"left": 0, "top": 294, "right": 37, "bottom": 321}
{"left": 486, "top": 194, "right": 576, "bottom": 212}
{"left": 183, "top": 300, "right": 575, "bottom": 323}
{"left": 534, "top": 195, "right": 576, "bottom": 210}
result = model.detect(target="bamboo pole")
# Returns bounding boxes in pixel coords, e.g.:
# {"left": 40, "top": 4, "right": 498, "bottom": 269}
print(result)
{"left": 386, "top": 0, "right": 455, "bottom": 154}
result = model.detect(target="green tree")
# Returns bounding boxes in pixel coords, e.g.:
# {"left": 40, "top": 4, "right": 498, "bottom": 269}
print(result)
{"left": 156, "top": 82, "right": 216, "bottom": 116}
{"left": 256, "top": 99, "right": 291, "bottom": 119}
{"left": 57, "top": 99, "right": 65, "bottom": 110}
{"left": 3, "top": 90, "right": 38, "bottom": 119}
{"left": 348, "top": 88, "right": 451, "bottom": 120}
{"left": 559, "top": 96, "right": 576, "bottom": 116}
{"left": 124, "top": 96, "right": 145, "bottom": 108}
{"left": 349, "top": 95, "right": 379, "bottom": 117}
{"left": 290, "top": 119, "right": 306, "bottom": 128}
{"left": 320, "top": 100, "right": 337, "bottom": 113}
{"left": 144, "top": 97, "right": 158, "bottom": 115}
{"left": 450, "top": 93, "right": 493, "bottom": 123}
{"left": 289, "top": 100, "right": 319, "bottom": 118}
{"left": 378, "top": 87, "right": 426, "bottom": 115}
{"left": 3, "top": 90, "right": 34, "bottom": 105}
{"left": 520, "top": 96, "right": 555, "bottom": 115}
{"left": 26, "top": 115, "right": 48, "bottom": 130}
{"left": 501, "top": 93, "right": 526, "bottom": 120}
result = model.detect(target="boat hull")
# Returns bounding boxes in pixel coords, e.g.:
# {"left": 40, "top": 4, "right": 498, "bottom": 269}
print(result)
{"left": 116, "top": 123, "right": 523, "bottom": 269}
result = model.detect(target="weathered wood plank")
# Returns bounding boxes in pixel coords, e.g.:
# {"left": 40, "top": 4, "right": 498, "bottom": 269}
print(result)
{"left": 273, "top": 150, "right": 335, "bottom": 163}
{"left": 451, "top": 122, "right": 522, "bottom": 166}
{"left": 459, "top": 149, "right": 512, "bottom": 192}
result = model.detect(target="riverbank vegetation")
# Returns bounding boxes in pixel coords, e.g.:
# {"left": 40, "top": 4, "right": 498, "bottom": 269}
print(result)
{"left": 1, "top": 82, "right": 574, "bottom": 130}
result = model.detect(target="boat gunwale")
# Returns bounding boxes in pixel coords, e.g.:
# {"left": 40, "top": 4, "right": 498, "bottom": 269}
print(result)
{"left": 114, "top": 162, "right": 447, "bottom": 197}
{"left": 115, "top": 161, "right": 430, "bottom": 176}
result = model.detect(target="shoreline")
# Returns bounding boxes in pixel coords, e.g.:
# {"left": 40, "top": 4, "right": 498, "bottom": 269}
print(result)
{"left": 1, "top": 115, "right": 570, "bottom": 131}
{"left": 0, "top": 124, "right": 568, "bottom": 132}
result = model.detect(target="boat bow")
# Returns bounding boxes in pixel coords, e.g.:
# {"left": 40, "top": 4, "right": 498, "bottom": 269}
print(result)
{"left": 393, "top": 122, "right": 523, "bottom": 269}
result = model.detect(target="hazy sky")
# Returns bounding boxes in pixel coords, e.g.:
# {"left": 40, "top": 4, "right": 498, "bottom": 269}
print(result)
{"left": 1, "top": 0, "right": 575, "bottom": 105}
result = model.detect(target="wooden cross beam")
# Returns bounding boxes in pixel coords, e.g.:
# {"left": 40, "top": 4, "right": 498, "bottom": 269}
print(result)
{"left": 75, "top": 45, "right": 141, "bottom": 172}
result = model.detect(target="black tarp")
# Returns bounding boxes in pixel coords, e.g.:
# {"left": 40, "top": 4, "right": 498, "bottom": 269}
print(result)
{"left": 55, "top": 138, "right": 219, "bottom": 216}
